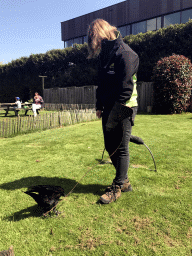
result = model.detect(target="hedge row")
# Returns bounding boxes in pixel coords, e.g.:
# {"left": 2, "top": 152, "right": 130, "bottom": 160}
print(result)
{"left": 0, "top": 44, "right": 98, "bottom": 102}
{"left": 0, "top": 20, "right": 192, "bottom": 103}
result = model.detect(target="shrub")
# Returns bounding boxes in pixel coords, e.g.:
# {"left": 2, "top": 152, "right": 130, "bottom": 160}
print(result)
{"left": 152, "top": 54, "right": 192, "bottom": 114}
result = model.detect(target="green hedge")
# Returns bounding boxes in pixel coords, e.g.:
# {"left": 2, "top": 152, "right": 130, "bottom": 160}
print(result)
{"left": 0, "top": 45, "right": 98, "bottom": 102}
{"left": 0, "top": 20, "right": 192, "bottom": 102}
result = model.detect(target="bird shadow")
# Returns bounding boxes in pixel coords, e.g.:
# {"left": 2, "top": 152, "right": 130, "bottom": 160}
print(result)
{"left": 4, "top": 205, "right": 43, "bottom": 222}
{"left": 0, "top": 175, "right": 107, "bottom": 194}
{"left": 0, "top": 176, "right": 108, "bottom": 221}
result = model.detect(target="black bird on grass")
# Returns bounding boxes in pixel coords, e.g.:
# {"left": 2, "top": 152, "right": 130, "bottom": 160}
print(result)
{"left": 24, "top": 185, "right": 65, "bottom": 214}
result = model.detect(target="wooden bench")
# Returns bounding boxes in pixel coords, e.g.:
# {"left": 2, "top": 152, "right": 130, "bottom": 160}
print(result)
{"left": 2, "top": 104, "right": 40, "bottom": 116}
{"left": 24, "top": 108, "right": 40, "bottom": 115}
{"left": 4, "top": 107, "right": 21, "bottom": 117}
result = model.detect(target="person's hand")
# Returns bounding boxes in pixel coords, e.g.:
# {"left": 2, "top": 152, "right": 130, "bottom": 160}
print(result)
{"left": 96, "top": 110, "right": 102, "bottom": 118}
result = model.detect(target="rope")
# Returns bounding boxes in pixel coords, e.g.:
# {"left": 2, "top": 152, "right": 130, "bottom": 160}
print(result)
{"left": 43, "top": 133, "right": 123, "bottom": 217}
{"left": 43, "top": 119, "right": 157, "bottom": 216}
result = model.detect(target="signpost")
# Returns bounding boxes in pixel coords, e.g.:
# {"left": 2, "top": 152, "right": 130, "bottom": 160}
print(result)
{"left": 39, "top": 75, "right": 47, "bottom": 90}
{"left": 39, "top": 76, "right": 47, "bottom": 104}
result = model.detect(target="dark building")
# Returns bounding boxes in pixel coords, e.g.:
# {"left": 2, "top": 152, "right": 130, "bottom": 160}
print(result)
{"left": 61, "top": 0, "right": 192, "bottom": 48}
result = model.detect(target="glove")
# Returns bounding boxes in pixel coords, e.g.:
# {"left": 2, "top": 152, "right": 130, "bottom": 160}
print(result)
{"left": 106, "top": 101, "right": 133, "bottom": 132}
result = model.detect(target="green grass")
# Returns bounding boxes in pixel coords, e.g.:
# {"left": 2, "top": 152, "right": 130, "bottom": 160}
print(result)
{"left": 0, "top": 113, "right": 191, "bottom": 255}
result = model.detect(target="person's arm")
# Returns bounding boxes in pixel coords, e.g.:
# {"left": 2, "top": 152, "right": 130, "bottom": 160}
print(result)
{"left": 96, "top": 57, "right": 104, "bottom": 111}
{"left": 115, "top": 50, "right": 139, "bottom": 104}
{"left": 39, "top": 96, "right": 43, "bottom": 104}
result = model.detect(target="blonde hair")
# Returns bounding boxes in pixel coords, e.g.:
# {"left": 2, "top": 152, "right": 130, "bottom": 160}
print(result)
{"left": 87, "top": 19, "right": 118, "bottom": 59}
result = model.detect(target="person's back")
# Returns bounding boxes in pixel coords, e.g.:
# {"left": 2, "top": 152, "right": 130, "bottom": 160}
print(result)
{"left": 15, "top": 97, "right": 21, "bottom": 109}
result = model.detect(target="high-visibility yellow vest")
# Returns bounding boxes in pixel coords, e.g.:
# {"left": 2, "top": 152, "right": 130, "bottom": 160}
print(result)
{"left": 126, "top": 74, "right": 138, "bottom": 108}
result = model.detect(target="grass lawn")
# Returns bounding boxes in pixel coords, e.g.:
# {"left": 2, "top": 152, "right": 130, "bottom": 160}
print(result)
{"left": 0, "top": 113, "right": 191, "bottom": 256}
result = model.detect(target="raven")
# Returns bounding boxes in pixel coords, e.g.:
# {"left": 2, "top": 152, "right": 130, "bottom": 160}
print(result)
{"left": 24, "top": 185, "right": 65, "bottom": 214}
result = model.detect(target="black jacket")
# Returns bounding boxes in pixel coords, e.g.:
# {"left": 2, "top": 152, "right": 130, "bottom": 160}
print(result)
{"left": 96, "top": 33, "right": 139, "bottom": 111}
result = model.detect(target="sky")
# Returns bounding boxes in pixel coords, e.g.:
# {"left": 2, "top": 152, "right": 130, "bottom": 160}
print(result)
{"left": 0, "top": 0, "right": 124, "bottom": 64}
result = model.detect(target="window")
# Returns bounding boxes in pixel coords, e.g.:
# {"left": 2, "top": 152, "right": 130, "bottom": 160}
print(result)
{"left": 157, "top": 17, "right": 161, "bottom": 29}
{"left": 147, "top": 18, "right": 156, "bottom": 31}
{"left": 118, "top": 25, "right": 131, "bottom": 37}
{"left": 132, "top": 21, "right": 146, "bottom": 35}
{"left": 181, "top": 9, "right": 192, "bottom": 23}
{"left": 164, "top": 12, "right": 180, "bottom": 27}
{"left": 147, "top": 17, "right": 162, "bottom": 31}
{"left": 118, "top": 26, "right": 127, "bottom": 37}
{"left": 126, "top": 25, "right": 131, "bottom": 35}
{"left": 83, "top": 35, "right": 88, "bottom": 44}
{"left": 73, "top": 37, "right": 83, "bottom": 45}
{"left": 65, "top": 39, "right": 73, "bottom": 48}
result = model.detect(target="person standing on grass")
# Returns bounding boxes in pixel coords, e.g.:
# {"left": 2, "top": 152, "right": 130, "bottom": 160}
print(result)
{"left": 87, "top": 19, "right": 139, "bottom": 204}
{"left": 32, "top": 92, "right": 43, "bottom": 117}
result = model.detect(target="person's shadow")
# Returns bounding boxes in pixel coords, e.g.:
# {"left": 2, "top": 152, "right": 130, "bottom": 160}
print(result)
{"left": 0, "top": 175, "right": 108, "bottom": 221}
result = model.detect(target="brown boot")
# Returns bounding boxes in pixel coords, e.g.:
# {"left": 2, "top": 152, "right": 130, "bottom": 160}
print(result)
{"left": 121, "top": 179, "right": 133, "bottom": 192}
{"left": 100, "top": 184, "right": 121, "bottom": 204}
{"left": 106, "top": 179, "right": 133, "bottom": 193}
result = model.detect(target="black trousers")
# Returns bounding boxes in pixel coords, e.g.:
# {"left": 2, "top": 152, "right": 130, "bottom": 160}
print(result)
{"left": 102, "top": 106, "right": 138, "bottom": 186}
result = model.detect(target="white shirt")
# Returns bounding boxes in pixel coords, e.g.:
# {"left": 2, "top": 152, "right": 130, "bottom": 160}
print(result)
{"left": 15, "top": 100, "right": 21, "bottom": 109}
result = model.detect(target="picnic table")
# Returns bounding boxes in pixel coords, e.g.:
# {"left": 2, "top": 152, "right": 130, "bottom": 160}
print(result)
{"left": 1, "top": 102, "right": 33, "bottom": 116}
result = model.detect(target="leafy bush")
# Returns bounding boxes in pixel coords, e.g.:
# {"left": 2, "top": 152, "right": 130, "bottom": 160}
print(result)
{"left": 152, "top": 54, "right": 192, "bottom": 114}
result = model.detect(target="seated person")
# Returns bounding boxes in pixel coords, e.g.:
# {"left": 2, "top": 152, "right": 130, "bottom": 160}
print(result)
{"left": 32, "top": 92, "right": 44, "bottom": 117}
{"left": 14, "top": 97, "right": 21, "bottom": 109}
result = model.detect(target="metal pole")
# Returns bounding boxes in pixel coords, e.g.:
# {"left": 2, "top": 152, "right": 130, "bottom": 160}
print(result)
{"left": 39, "top": 76, "right": 47, "bottom": 100}
{"left": 39, "top": 76, "right": 47, "bottom": 90}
